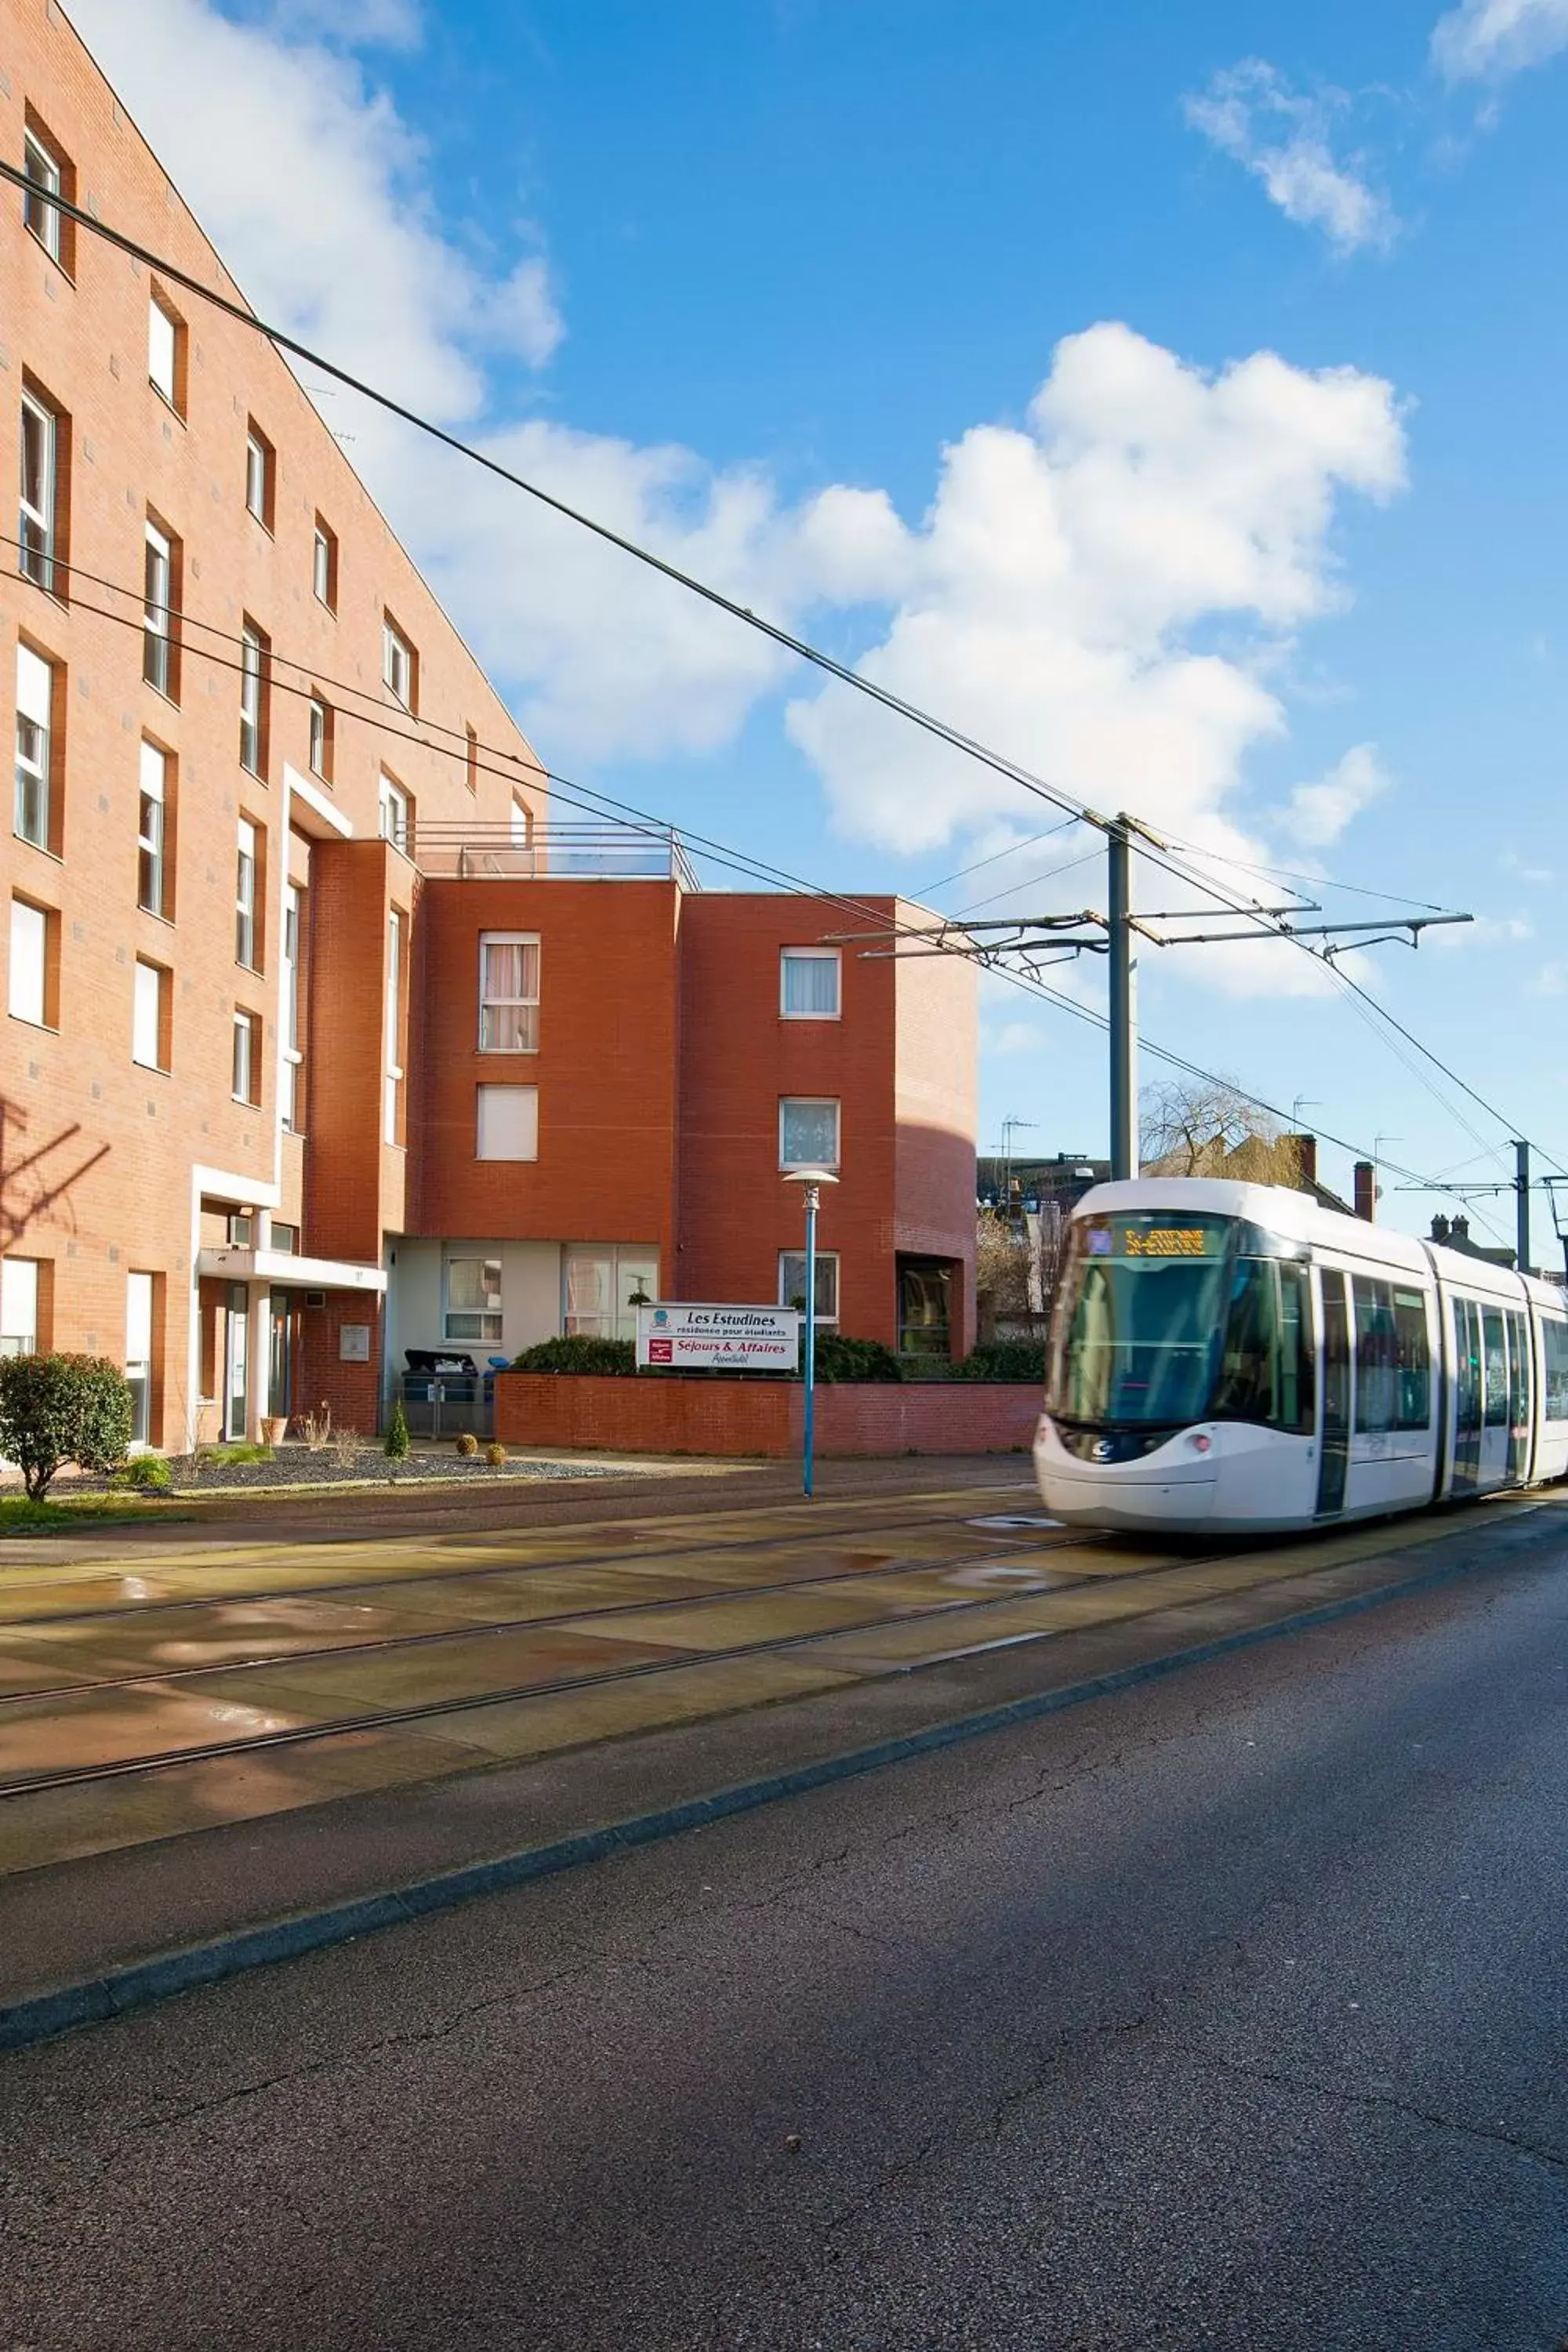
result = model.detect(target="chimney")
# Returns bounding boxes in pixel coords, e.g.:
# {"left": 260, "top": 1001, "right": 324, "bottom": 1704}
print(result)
{"left": 1453, "top": 1214, "right": 1471, "bottom": 1245}
{"left": 1353, "top": 1161, "right": 1376, "bottom": 1222}
{"left": 1287, "top": 1133, "right": 1317, "bottom": 1191}
{"left": 1431, "top": 1214, "right": 1451, "bottom": 1247}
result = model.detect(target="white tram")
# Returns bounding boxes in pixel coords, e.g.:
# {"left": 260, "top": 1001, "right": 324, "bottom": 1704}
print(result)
{"left": 1034, "top": 1179, "right": 1568, "bottom": 1535}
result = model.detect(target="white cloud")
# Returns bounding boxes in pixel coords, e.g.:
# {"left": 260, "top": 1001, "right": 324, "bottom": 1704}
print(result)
{"left": 1501, "top": 848, "right": 1555, "bottom": 883}
{"left": 64, "top": 0, "right": 562, "bottom": 416}
{"left": 1184, "top": 61, "right": 1399, "bottom": 254}
{"left": 263, "top": 0, "right": 423, "bottom": 47}
{"left": 1431, "top": 913, "right": 1533, "bottom": 948}
{"left": 1432, "top": 0, "right": 1568, "bottom": 80}
{"left": 1530, "top": 960, "right": 1568, "bottom": 995}
{"left": 1279, "top": 743, "right": 1390, "bottom": 846}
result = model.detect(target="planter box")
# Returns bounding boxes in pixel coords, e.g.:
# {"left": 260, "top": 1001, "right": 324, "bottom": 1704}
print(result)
{"left": 494, "top": 1374, "right": 1042, "bottom": 1459}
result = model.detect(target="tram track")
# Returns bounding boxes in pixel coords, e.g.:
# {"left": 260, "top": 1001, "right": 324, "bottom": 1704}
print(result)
{"left": 0, "top": 1528, "right": 1198, "bottom": 1806}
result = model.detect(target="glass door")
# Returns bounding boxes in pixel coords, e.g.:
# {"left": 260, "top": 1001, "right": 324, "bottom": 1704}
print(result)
{"left": 1316, "top": 1268, "right": 1350, "bottom": 1518}
{"left": 267, "top": 1291, "right": 296, "bottom": 1422}
{"left": 1451, "top": 1298, "right": 1482, "bottom": 1496}
{"left": 125, "top": 1272, "right": 154, "bottom": 1447}
{"left": 223, "top": 1282, "right": 249, "bottom": 1441}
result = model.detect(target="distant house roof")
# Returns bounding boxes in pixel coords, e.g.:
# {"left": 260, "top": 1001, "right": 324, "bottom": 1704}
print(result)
{"left": 1138, "top": 1132, "right": 1356, "bottom": 1218}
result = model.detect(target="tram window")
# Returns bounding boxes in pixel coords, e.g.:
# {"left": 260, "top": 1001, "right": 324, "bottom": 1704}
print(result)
{"left": 1392, "top": 1289, "right": 1432, "bottom": 1429}
{"left": 1353, "top": 1276, "right": 1399, "bottom": 1432}
{"left": 1544, "top": 1319, "right": 1568, "bottom": 1420}
{"left": 1211, "top": 1259, "right": 1313, "bottom": 1435}
{"left": 1483, "top": 1308, "right": 1508, "bottom": 1426}
{"left": 1454, "top": 1300, "right": 1482, "bottom": 1432}
{"left": 1276, "top": 1262, "right": 1313, "bottom": 1435}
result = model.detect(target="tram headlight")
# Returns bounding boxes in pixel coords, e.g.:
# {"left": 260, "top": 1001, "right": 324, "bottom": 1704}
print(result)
{"left": 1189, "top": 1432, "right": 1213, "bottom": 1454}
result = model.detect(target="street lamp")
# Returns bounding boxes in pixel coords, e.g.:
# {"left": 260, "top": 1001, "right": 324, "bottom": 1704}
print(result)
{"left": 783, "top": 1167, "right": 839, "bottom": 1498}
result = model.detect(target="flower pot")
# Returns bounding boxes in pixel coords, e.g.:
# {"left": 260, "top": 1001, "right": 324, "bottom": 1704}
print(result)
{"left": 260, "top": 1415, "right": 289, "bottom": 1450}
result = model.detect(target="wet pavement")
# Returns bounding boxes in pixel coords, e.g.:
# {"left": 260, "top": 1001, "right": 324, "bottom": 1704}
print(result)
{"left": 0, "top": 1474, "right": 1544, "bottom": 1881}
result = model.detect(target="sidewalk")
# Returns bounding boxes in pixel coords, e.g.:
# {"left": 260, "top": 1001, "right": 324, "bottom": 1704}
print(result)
{"left": 1, "top": 1472, "right": 1562, "bottom": 2047}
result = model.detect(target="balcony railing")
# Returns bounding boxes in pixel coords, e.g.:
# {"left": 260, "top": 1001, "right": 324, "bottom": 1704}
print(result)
{"left": 414, "top": 820, "right": 699, "bottom": 891}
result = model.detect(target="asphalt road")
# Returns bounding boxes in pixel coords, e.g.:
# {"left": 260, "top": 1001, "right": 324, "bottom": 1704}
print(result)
{"left": 3, "top": 1537, "right": 1567, "bottom": 2350}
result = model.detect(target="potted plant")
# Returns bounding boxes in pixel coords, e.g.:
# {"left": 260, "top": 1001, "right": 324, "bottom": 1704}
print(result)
{"left": 260, "top": 1414, "right": 288, "bottom": 1449}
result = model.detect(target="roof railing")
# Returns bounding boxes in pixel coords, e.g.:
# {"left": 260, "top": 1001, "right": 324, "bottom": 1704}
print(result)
{"left": 412, "top": 820, "right": 699, "bottom": 891}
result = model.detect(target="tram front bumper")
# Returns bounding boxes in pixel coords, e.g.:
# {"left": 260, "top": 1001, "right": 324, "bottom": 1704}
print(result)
{"left": 1033, "top": 1418, "right": 1219, "bottom": 1531}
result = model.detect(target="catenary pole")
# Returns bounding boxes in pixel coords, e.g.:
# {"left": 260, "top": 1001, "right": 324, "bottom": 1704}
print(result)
{"left": 1516, "top": 1139, "right": 1531, "bottom": 1276}
{"left": 1108, "top": 816, "right": 1138, "bottom": 1181}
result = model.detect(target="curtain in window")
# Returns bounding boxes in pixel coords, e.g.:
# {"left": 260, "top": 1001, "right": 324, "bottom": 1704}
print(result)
{"left": 782, "top": 954, "right": 839, "bottom": 1015}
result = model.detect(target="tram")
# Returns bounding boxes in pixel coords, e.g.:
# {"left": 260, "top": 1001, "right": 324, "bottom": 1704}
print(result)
{"left": 1033, "top": 1179, "right": 1568, "bottom": 1535}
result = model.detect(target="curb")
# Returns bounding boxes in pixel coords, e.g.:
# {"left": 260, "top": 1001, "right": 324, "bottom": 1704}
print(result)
{"left": 0, "top": 1521, "right": 1548, "bottom": 2055}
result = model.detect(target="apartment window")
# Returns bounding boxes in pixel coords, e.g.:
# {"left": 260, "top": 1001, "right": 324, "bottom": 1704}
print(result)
{"left": 0, "top": 1258, "right": 41, "bottom": 1358}
{"left": 779, "top": 1250, "right": 839, "bottom": 1323}
{"left": 245, "top": 423, "right": 274, "bottom": 528}
{"left": 779, "top": 1097, "right": 840, "bottom": 1171}
{"left": 478, "top": 934, "right": 539, "bottom": 1052}
{"left": 382, "top": 615, "right": 416, "bottom": 712}
{"left": 311, "top": 517, "right": 337, "bottom": 612}
{"left": 383, "top": 909, "right": 405, "bottom": 1145}
{"left": 510, "top": 796, "right": 533, "bottom": 850}
{"left": 13, "top": 643, "right": 54, "bottom": 850}
{"left": 563, "top": 1247, "right": 659, "bottom": 1342}
{"left": 270, "top": 1223, "right": 299, "bottom": 1254}
{"left": 781, "top": 948, "right": 841, "bottom": 1020}
{"left": 476, "top": 1084, "right": 539, "bottom": 1162}
{"left": 378, "top": 771, "right": 409, "bottom": 855}
{"left": 126, "top": 1272, "right": 156, "bottom": 1447}
{"left": 232, "top": 1007, "right": 261, "bottom": 1105}
{"left": 281, "top": 882, "right": 304, "bottom": 1134}
{"left": 235, "top": 818, "right": 260, "bottom": 969}
{"left": 226, "top": 1214, "right": 254, "bottom": 1247}
{"left": 137, "top": 741, "right": 169, "bottom": 917}
{"left": 465, "top": 724, "right": 479, "bottom": 794}
{"left": 147, "top": 290, "right": 185, "bottom": 414}
{"left": 445, "top": 1256, "right": 503, "bottom": 1346}
{"left": 307, "top": 695, "right": 333, "bottom": 783}
{"left": 9, "top": 897, "right": 54, "bottom": 1027}
{"left": 22, "top": 120, "right": 71, "bottom": 271}
{"left": 19, "top": 388, "right": 63, "bottom": 595}
{"left": 143, "top": 521, "right": 177, "bottom": 697}
{"left": 240, "top": 619, "right": 267, "bottom": 775}
{"left": 132, "top": 958, "right": 169, "bottom": 1071}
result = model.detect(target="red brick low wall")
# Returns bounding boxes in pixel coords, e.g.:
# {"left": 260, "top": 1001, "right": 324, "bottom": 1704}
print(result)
{"left": 494, "top": 1375, "right": 1041, "bottom": 1458}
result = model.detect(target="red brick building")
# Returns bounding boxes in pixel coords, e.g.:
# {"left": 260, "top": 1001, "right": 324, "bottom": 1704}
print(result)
{"left": 1, "top": 2, "right": 975, "bottom": 1448}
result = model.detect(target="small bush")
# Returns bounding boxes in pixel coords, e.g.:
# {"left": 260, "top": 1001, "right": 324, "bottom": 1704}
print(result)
{"left": 811, "top": 1333, "right": 905, "bottom": 1385}
{"left": 485, "top": 1441, "right": 507, "bottom": 1467}
{"left": 383, "top": 1399, "right": 411, "bottom": 1461}
{"left": 301, "top": 1403, "right": 333, "bottom": 1451}
{"left": 114, "top": 1452, "right": 173, "bottom": 1494}
{"left": 953, "top": 1340, "right": 1047, "bottom": 1383}
{"left": 328, "top": 1429, "right": 361, "bottom": 1475}
{"left": 512, "top": 1335, "right": 636, "bottom": 1377}
{"left": 200, "top": 1441, "right": 274, "bottom": 1466}
{"left": 455, "top": 1431, "right": 480, "bottom": 1457}
{"left": 0, "top": 1353, "right": 134, "bottom": 1501}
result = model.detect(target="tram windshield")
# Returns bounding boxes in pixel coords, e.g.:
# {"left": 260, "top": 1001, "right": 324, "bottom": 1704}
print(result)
{"left": 1048, "top": 1211, "right": 1312, "bottom": 1433}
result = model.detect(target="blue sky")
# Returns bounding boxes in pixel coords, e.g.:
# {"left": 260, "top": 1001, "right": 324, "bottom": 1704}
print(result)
{"left": 71, "top": 0, "right": 1568, "bottom": 1251}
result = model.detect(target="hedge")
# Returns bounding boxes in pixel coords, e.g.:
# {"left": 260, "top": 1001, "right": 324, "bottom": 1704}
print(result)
{"left": 951, "top": 1339, "right": 1047, "bottom": 1383}
{"left": 0, "top": 1353, "right": 135, "bottom": 1501}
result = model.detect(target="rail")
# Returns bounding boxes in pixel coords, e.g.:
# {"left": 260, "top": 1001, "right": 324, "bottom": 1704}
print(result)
{"left": 413, "top": 819, "right": 699, "bottom": 891}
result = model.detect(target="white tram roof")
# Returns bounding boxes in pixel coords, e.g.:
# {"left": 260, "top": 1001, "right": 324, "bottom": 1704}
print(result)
{"left": 1073, "top": 1178, "right": 1566, "bottom": 1314}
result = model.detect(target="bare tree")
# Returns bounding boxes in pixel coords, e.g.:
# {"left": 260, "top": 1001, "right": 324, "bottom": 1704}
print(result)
{"left": 1140, "top": 1076, "right": 1307, "bottom": 1186}
{"left": 975, "top": 1211, "right": 1031, "bottom": 1322}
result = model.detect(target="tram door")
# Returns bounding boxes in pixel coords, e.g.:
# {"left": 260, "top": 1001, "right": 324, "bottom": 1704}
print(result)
{"left": 1479, "top": 1306, "right": 1511, "bottom": 1489}
{"left": 1316, "top": 1269, "right": 1351, "bottom": 1518}
{"left": 1451, "top": 1299, "right": 1482, "bottom": 1497}
{"left": 1507, "top": 1308, "right": 1532, "bottom": 1485}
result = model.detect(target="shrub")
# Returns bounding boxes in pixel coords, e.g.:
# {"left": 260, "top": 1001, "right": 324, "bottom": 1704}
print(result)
{"left": 512, "top": 1335, "right": 637, "bottom": 1377}
{"left": 953, "top": 1339, "right": 1047, "bottom": 1384}
{"left": 383, "top": 1399, "right": 411, "bottom": 1461}
{"left": 0, "top": 1353, "right": 135, "bottom": 1501}
{"left": 485, "top": 1441, "right": 507, "bottom": 1467}
{"left": 455, "top": 1431, "right": 480, "bottom": 1457}
{"left": 114, "top": 1452, "right": 172, "bottom": 1494}
{"left": 811, "top": 1333, "right": 904, "bottom": 1385}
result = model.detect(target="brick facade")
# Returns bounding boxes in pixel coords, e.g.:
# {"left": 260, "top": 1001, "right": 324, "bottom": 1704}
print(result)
{"left": 495, "top": 1375, "right": 1040, "bottom": 1458}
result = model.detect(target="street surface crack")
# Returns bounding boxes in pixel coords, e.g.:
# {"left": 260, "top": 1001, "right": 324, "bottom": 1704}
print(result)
{"left": 1219, "top": 2058, "right": 1568, "bottom": 2176}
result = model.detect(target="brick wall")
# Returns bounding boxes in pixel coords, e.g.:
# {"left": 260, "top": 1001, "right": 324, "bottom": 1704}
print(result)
{"left": 495, "top": 1374, "right": 1040, "bottom": 1457}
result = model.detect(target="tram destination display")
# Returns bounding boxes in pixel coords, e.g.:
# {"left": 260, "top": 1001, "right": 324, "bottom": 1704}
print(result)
{"left": 1085, "top": 1215, "right": 1227, "bottom": 1260}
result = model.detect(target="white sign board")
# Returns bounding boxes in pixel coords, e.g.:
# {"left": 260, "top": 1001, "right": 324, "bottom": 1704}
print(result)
{"left": 636, "top": 1302, "right": 800, "bottom": 1372}
{"left": 339, "top": 1323, "right": 371, "bottom": 1362}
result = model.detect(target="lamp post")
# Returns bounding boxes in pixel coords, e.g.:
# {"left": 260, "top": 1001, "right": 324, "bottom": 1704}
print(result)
{"left": 783, "top": 1167, "right": 839, "bottom": 1498}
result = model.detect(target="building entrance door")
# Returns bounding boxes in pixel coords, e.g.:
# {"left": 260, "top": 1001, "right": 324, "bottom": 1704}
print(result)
{"left": 223, "top": 1283, "right": 250, "bottom": 1441}
{"left": 267, "top": 1291, "right": 296, "bottom": 1423}
{"left": 1316, "top": 1268, "right": 1350, "bottom": 1519}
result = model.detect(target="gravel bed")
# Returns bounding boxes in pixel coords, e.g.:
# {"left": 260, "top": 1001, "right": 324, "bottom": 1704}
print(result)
{"left": 79, "top": 1449, "right": 622, "bottom": 1494}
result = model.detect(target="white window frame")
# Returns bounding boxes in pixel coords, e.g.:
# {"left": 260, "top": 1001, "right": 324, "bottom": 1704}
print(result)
{"left": 383, "top": 909, "right": 405, "bottom": 1144}
{"left": 132, "top": 958, "right": 165, "bottom": 1071}
{"left": 312, "top": 521, "right": 336, "bottom": 610}
{"left": 1, "top": 1257, "right": 40, "bottom": 1358}
{"left": 779, "top": 1096, "right": 841, "bottom": 1171}
{"left": 232, "top": 1007, "right": 259, "bottom": 1105}
{"left": 510, "top": 796, "right": 532, "bottom": 848}
{"left": 138, "top": 741, "right": 167, "bottom": 916}
{"left": 476, "top": 1084, "right": 539, "bottom": 1162}
{"left": 240, "top": 624, "right": 264, "bottom": 773}
{"left": 245, "top": 429, "right": 271, "bottom": 526}
{"left": 378, "top": 772, "right": 409, "bottom": 855}
{"left": 444, "top": 1254, "right": 503, "bottom": 1347}
{"left": 308, "top": 695, "right": 329, "bottom": 781}
{"left": 478, "top": 932, "right": 540, "bottom": 1054}
{"left": 562, "top": 1246, "right": 660, "bottom": 1342}
{"left": 14, "top": 644, "right": 53, "bottom": 850}
{"left": 20, "top": 391, "right": 58, "bottom": 593}
{"left": 148, "top": 296, "right": 178, "bottom": 406}
{"left": 143, "top": 523, "right": 173, "bottom": 695}
{"left": 779, "top": 1249, "right": 840, "bottom": 1324}
{"left": 9, "top": 898, "right": 49, "bottom": 1027}
{"left": 780, "top": 947, "right": 842, "bottom": 1020}
{"left": 125, "top": 1271, "right": 155, "bottom": 1447}
{"left": 382, "top": 617, "right": 414, "bottom": 710}
{"left": 281, "top": 882, "right": 304, "bottom": 1133}
{"left": 23, "top": 129, "right": 63, "bottom": 262}
{"left": 235, "top": 818, "right": 258, "bottom": 969}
